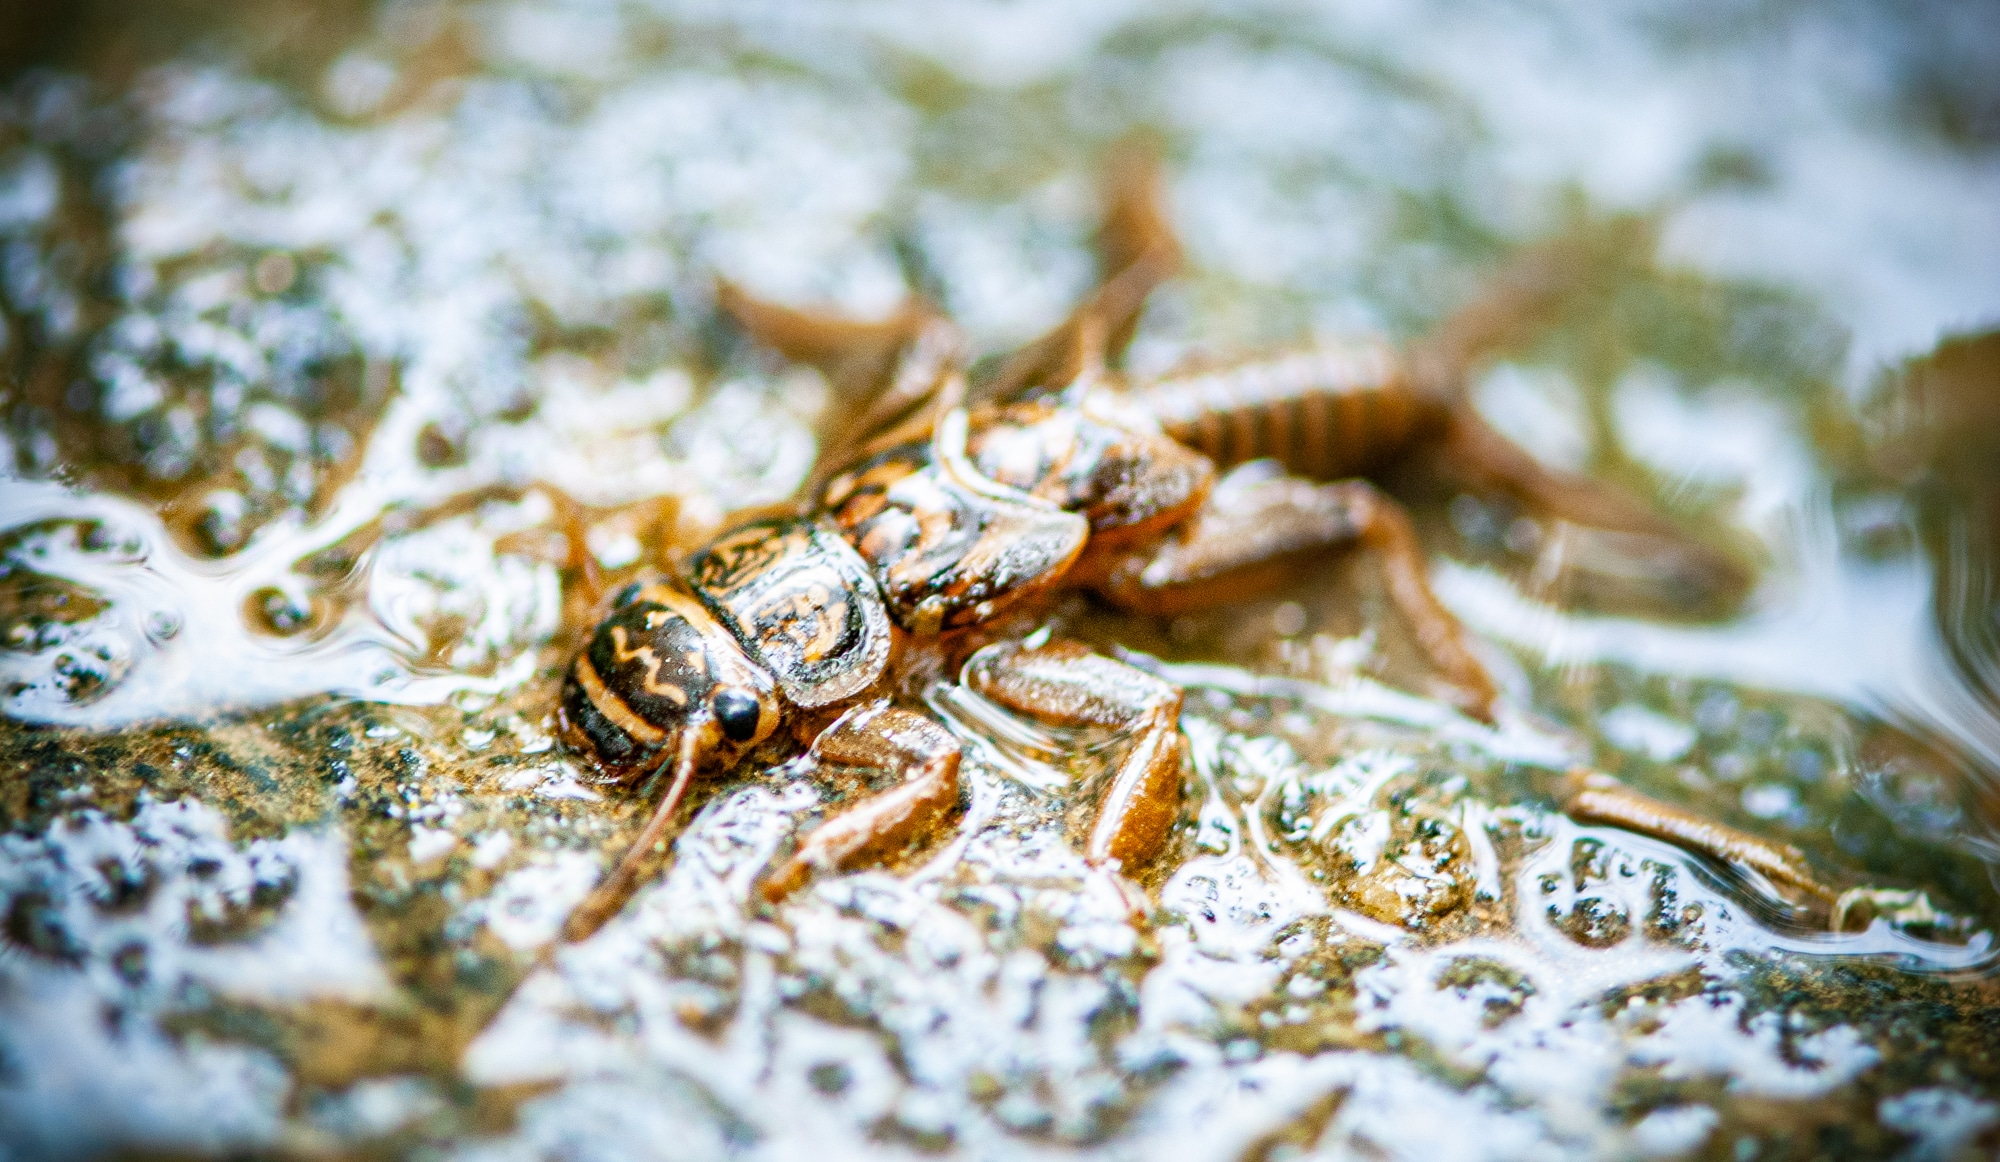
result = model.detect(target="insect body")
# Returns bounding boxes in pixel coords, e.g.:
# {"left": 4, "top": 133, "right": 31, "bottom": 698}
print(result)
{"left": 555, "top": 156, "right": 1827, "bottom": 941}
{"left": 558, "top": 385, "right": 1244, "bottom": 936}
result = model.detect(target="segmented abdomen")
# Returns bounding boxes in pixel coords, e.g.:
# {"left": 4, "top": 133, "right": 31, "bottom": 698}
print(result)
{"left": 1132, "top": 345, "right": 1448, "bottom": 480}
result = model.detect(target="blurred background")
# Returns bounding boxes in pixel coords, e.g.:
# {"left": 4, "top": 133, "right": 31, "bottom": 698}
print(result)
{"left": 3, "top": 1, "right": 1999, "bottom": 1158}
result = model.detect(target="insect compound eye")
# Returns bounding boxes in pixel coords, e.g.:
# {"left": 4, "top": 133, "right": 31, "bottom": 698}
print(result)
{"left": 712, "top": 687, "right": 764, "bottom": 743}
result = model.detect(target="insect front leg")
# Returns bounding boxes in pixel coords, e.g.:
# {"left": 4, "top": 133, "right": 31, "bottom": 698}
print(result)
{"left": 1093, "top": 463, "right": 1499, "bottom": 721}
{"left": 764, "top": 705, "right": 963, "bottom": 900}
{"left": 716, "top": 281, "right": 966, "bottom": 479}
{"left": 962, "top": 640, "right": 1185, "bottom": 873}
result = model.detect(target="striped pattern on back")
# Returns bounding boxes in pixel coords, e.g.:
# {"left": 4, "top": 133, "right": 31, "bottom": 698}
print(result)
{"left": 1132, "top": 345, "right": 1444, "bottom": 480}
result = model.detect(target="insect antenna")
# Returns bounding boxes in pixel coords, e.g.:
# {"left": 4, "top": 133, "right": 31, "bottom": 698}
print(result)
{"left": 561, "top": 726, "right": 707, "bottom": 942}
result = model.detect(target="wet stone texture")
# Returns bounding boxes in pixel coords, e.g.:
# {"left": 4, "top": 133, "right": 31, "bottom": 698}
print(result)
{"left": 4, "top": 1, "right": 2000, "bottom": 1159}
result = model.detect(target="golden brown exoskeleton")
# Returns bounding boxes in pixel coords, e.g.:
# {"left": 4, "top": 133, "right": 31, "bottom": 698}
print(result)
{"left": 555, "top": 151, "right": 1830, "bottom": 941}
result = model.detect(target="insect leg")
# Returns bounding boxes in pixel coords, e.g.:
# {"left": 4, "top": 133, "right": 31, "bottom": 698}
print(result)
{"left": 963, "top": 640, "right": 1185, "bottom": 873}
{"left": 1402, "top": 222, "right": 1644, "bottom": 401}
{"left": 981, "top": 144, "right": 1182, "bottom": 403}
{"left": 1090, "top": 141, "right": 1182, "bottom": 368}
{"left": 764, "top": 705, "right": 963, "bottom": 900}
{"left": 715, "top": 280, "right": 966, "bottom": 476}
{"left": 1433, "top": 406, "right": 1754, "bottom": 613}
{"left": 716, "top": 280, "right": 934, "bottom": 392}
{"left": 1556, "top": 769, "right": 1836, "bottom": 910}
{"left": 1095, "top": 465, "right": 1498, "bottom": 721}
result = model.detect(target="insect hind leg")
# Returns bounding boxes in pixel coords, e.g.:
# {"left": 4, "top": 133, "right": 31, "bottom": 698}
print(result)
{"left": 1557, "top": 768, "right": 1836, "bottom": 912}
{"left": 1094, "top": 464, "right": 1498, "bottom": 721}
{"left": 1435, "top": 406, "right": 1754, "bottom": 616}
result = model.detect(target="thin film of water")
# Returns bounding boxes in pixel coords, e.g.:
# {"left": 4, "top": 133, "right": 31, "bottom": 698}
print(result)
{"left": 2, "top": 1, "right": 1999, "bottom": 1159}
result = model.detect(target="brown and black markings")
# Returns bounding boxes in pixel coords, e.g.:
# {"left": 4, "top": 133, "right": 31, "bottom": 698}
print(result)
{"left": 554, "top": 149, "right": 1836, "bottom": 942}
{"left": 819, "top": 412, "right": 1093, "bottom": 636}
{"left": 557, "top": 582, "right": 783, "bottom": 936}
{"left": 687, "top": 516, "right": 894, "bottom": 708}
